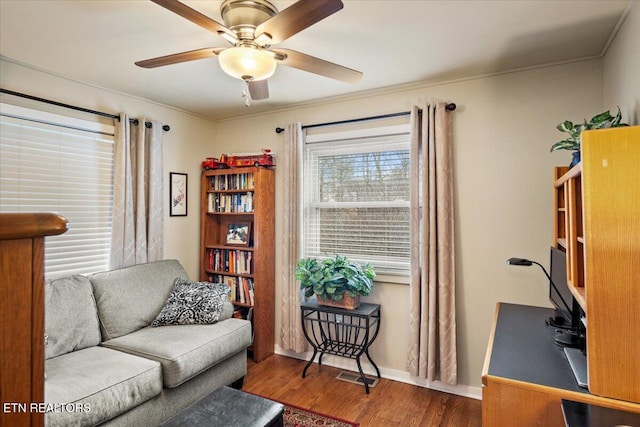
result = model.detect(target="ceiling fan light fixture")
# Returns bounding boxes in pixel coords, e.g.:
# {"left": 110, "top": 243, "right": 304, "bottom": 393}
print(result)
{"left": 218, "top": 46, "right": 276, "bottom": 81}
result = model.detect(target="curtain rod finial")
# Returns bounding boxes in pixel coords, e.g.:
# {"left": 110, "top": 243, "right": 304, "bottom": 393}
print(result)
{"left": 275, "top": 127, "right": 284, "bottom": 134}
{"left": 446, "top": 103, "right": 456, "bottom": 111}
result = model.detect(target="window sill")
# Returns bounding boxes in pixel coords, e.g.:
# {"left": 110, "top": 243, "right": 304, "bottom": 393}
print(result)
{"left": 373, "top": 273, "right": 410, "bottom": 285}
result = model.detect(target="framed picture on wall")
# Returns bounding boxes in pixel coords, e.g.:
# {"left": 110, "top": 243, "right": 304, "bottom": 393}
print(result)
{"left": 226, "top": 222, "right": 251, "bottom": 246}
{"left": 170, "top": 172, "right": 187, "bottom": 217}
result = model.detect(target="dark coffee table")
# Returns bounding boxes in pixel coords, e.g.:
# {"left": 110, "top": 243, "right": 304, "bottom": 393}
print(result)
{"left": 159, "top": 386, "right": 284, "bottom": 427}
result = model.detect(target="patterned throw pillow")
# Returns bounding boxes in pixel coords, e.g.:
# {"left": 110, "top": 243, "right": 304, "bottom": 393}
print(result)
{"left": 151, "top": 278, "right": 230, "bottom": 327}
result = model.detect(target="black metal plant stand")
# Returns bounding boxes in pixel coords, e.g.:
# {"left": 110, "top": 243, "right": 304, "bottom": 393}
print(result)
{"left": 300, "top": 300, "right": 381, "bottom": 394}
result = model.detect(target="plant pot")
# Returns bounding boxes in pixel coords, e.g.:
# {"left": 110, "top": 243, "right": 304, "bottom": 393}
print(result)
{"left": 569, "top": 151, "right": 581, "bottom": 168}
{"left": 317, "top": 293, "right": 360, "bottom": 310}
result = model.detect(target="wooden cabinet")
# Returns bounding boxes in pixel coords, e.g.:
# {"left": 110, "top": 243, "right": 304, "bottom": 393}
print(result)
{"left": 0, "top": 213, "right": 67, "bottom": 427}
{"left": 552, "top": 126, "right": 639, "bottom": 404}
{"left": 199, "top": 167, "right": 275, "bottom": 362}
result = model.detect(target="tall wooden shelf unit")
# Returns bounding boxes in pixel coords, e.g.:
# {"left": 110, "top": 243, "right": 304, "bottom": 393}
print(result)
{"left": 552, "top": 126, "right": 639, "bottom": 404}
{"left": 199, "top": 167, "right": 275, "bottom": 362}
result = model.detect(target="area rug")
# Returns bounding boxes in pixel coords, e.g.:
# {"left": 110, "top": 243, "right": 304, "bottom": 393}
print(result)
{"left": 282, "top": 401, "right": 359, "bottom": 427}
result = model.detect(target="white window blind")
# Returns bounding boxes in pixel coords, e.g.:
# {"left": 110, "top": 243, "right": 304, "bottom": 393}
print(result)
{"left": 0, "top": 103, "right": 115, "bottom": 279}
{"left": 303, "top": 125, "right": 411, "bottom": 275}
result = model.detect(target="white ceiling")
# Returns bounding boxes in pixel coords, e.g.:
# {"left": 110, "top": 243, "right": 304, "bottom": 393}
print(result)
{"left": 0, "top": 0, "right": 632, "bottom": 120}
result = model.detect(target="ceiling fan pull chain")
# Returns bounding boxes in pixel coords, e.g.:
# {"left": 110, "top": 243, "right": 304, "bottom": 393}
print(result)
{"left": 242, "top": 81, "right": 251, "bottom": 107}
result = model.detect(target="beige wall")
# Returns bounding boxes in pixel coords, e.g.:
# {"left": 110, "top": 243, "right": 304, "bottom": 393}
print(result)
{"left": 0, "top": 58, "right": 219, "bottom": 276}
{"left": 603, "top": 2, "right": 640, "bottom": 124}
{"left": 215, "top": 59, "right": 603, "bottom": 392}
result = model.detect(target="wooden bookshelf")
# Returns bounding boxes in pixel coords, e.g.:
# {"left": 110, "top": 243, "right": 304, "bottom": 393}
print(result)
{"left": 552, "top": 126, "right": 640, "bottom": 404}
{"left": 553, "top": 164, "right": 585, "bottom": 309}
{"left": 200, "top": 167, "right": 275, "bottom": 362}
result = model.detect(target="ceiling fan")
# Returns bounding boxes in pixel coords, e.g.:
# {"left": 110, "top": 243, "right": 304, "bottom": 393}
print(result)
{"left": 135, "top": 0, "right": 363, "bottom": 101}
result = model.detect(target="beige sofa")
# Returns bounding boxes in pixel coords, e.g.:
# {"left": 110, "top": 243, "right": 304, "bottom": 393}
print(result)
{"left": 44, "top": 259, "right": 252, "bottom": 427}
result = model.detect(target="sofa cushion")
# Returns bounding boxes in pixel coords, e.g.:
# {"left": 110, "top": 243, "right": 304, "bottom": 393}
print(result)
{"left": 88, "top": 259, "right": 190, "bottom": 340}
{"left": 152, "top": 278, "right": 231, "bottom": 327}
{"left": 45, "top": 346, "right": 162, "bottom": 427}
{"left": 101, "top": 318, "right": 252, "bottom": 388}
{"left": 45, "top": 275, "right": 101, "bottom": 359}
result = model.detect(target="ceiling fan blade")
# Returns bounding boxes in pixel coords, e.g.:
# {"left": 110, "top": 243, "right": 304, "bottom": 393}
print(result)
{"left": 255, "top": 0, "right": 343, "bottom": 45}
{"left": 273, "top": 48, "right": 362, "bottom": 83}
{"left": 135, "top": 48, "right": 225, "bottom": 68}
{"left": 248, "top": 80, "right": 270, "bottom": 100}
{"left": 151, "top": 0, "right": 237, "bottom": 43}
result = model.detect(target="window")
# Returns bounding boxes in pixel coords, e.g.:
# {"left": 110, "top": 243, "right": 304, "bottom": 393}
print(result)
{"left": 303, "top": 125, "right": 411, "bottom": 276}
{"left": 0, "top": 103, "right": 115, "bottom": 279}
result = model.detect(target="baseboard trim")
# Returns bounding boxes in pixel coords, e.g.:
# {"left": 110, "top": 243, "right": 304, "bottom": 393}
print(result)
{"left": 274, "top": 345, "right": 482, "bottom": 401}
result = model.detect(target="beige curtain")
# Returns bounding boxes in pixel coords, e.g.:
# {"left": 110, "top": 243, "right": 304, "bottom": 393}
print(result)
{"left": 279, "top": 123, "right": 307, "bottom": 352}
{"left": 109, "top": 115, "right": 164, "bottom": 269}
{"left": 407, "top": 103, "right": 457, "bottom": 384}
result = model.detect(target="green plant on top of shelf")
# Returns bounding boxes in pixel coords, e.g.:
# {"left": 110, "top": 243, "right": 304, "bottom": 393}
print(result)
{"left": 550, "top": 107, "right": 628, "bottom": 153}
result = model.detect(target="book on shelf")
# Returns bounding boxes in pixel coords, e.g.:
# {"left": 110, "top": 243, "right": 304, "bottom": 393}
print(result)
{"left": 210, "top": 173, "right": 255, "bottom": 191}
{"left": 247, "top": 278, "right": 254, "bottom": 306}
{"left": 207, "top": 273, "right": 254, "bottom": 306}
{"left": 223, "top": 276, "right": 238, "bottom": 302}
{"left": 233, "top": 307, "right": 254, "bottom": 336}
{"left": 207, "top": 248, "right": 253, "bottom": 274}
{"left": 242, "top": 277, "right": 254, "bottom": 306}
{"left": 207, "top": 193, "right": 254, "bottom": 213}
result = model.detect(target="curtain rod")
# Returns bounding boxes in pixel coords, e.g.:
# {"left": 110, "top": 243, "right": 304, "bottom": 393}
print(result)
{"left": 1, "top": 88, "right": 170, "bottom": 132}
{"left": 274, "top": 103, "right": 456, "bottom": 134}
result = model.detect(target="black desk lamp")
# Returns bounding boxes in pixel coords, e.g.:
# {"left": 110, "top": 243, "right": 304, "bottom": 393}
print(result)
{"left": 506, "top": 257, "right": 579, "bottom": 347}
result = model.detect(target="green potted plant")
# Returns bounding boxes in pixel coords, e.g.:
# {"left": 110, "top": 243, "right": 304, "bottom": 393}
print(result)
{"left": 551, "top": 107, "right": 628, "bottom": 168}
{"left": 295, "top": 254, "right": 375, "bottom": 310}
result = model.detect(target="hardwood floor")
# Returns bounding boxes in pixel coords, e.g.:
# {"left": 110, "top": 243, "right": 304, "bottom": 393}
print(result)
{"left": 244, "top": 354, "right": 482, "bottom": 426}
